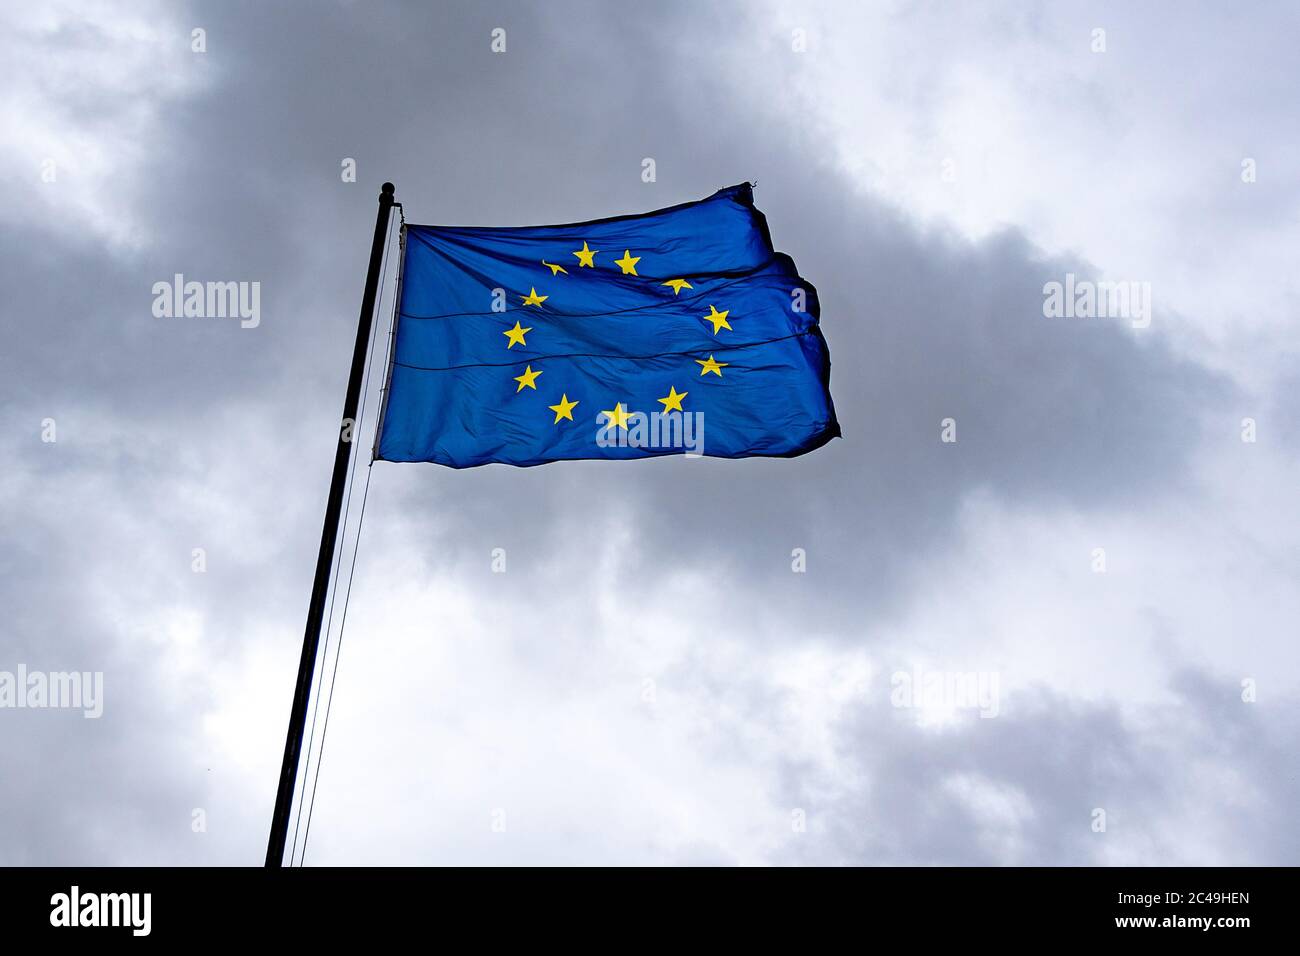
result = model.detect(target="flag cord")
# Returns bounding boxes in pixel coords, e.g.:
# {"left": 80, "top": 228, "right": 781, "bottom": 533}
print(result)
{"left": 288, "top": 210, "right": 397, "bottom": 866}
{"left": 298, "top": 421, "right": 378, "bottom": 864}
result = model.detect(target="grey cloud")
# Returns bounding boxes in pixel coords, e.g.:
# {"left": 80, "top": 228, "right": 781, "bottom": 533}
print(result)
{"left": 0, "top": 0, "right": 1292, "bottom": 865}
{"left": 773, "top": 669, "right": 1297, "bottom": 866}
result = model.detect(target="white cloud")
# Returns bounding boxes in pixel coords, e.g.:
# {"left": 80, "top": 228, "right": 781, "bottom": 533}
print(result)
{"left": 742, "top": 0, "right": 1300, "bottom": 380}
{"left": 0, "top": 0, "right": 208, "bottom": 248}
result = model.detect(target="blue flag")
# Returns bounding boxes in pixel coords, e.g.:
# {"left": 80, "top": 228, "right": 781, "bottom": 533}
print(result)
{"left": 375, "top": 184, "right": 839, "bottom": 467}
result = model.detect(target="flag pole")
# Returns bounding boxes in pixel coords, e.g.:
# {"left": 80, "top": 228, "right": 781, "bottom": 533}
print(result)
{"left": 265, "top": 181, "right": 397, "bottom": 867}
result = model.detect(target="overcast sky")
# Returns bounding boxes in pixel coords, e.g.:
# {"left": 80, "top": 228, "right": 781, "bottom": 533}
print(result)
{"left": 2, "top": 0, "right": 1297, "bottom": 865}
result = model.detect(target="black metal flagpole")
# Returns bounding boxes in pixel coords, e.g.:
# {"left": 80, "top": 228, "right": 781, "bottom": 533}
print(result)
{"left": 265, "top": 181, "right": 397, "bottom": 867}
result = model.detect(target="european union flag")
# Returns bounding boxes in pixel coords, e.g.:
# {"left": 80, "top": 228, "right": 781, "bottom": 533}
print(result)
{"left": 375, "top": 184, "right": 839, "bottom": 467}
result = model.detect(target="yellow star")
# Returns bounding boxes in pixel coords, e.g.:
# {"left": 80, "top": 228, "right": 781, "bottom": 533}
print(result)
{"left": 600, "top": 402, "right": 632, "bottom": 429}
{"left": 703, "top": 305, "right": 732, "bottom": 334}
{"left": 514, "top": 365, "right": 542, "bottom": 392}
{"left": 542, "top": 260, "right": 568, "bottom": 276}
{"left": 614, "top": 250, "right": 641, "bottom": 276}
{"left": 657, "top": 386, "right": 687, "bottom": 412}
{"left": 663, "top": 279, "right": 693, "bottom": 295}
{"left": 548, "top": 393, "right": 579, "bottom": 423}
{"left": 695, "top": 355, "right": 728, "bottom": 377}
{"left": 520, "top": 287, "right": 548, "bottom": 307}
{"left": 572, "top": 241, "right": 598, "bottom": 268}
{"left": 502, "top": 320, "right": 531, "bottom": 349}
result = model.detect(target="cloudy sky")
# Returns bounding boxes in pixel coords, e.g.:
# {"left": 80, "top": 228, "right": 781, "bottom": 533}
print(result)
{"left": 2, "top": 0, "right": 1297, "bottom": 866}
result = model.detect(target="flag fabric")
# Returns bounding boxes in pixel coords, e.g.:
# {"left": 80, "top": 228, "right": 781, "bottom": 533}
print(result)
{"left": 375, "top": 183, "right": 839, "bottom": 468}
